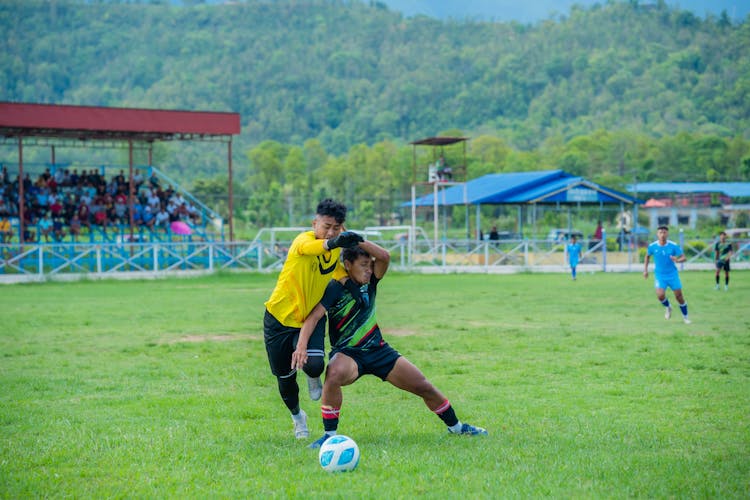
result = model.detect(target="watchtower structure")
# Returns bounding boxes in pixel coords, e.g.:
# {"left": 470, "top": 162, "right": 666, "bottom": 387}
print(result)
{"left": 409, "top": 136, "right": 469, "bottom": 248}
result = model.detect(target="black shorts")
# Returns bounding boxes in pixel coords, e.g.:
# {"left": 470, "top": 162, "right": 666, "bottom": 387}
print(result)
{"left": 716, "top": 260, "right": 730, "bottom": 271}
{"left": 334, "top": 342, "right": 401, "bottom": 381}
{"left": 263, "top": 309, "right": 326, "bottom": 377}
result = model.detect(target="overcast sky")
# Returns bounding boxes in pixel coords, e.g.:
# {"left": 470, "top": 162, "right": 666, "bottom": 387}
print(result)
{"left": 374, "top": 0, "right": 750, "bottom": 23}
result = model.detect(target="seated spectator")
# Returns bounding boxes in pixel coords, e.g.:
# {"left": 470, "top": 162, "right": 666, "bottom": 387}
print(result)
{"left": 0, "top": 197, "right": 9, "bottom": 217}
{"left": 60, "top": 169, "right": 71, "bottom": 187}
{"left": 154, "top": 205, "right": 170, "bottom": 231}
{"left": 38, "top": 213, "right": 54, "bottom": 242}
{"left": 133, "top": 169, "right": 144, "bottom": 190}
{"left": 49, "top": 196, "right": 64, "bottom": 218}
{"left": 69, "top": 213, "right": 82, "bottom": 240}
{"left": 23, "top": 215, "right": 36, "bottom": 242}
{"left": 53, "top": 168, "right": 65, "bottom": 187}
{"left": 113, "top": 196, "right": 128, "bottom": 225}
{"left": 141, "top": 206, "right": 155, "bottom": 229}
{"left": 147, "top": 188, "right": 161, "bottom": 212}
{"left": 52, "top": 217, "right": 66, "bottom": 242}
{"left": 93, "top": 206, "right": 108, "bottom": 229}
{"left": 77, "top": 203, "right": 92, "bottom": 231}
{"left": 149, "top": 171, "right": 160, "bottom": 189}
{"left": 0, "top": 215, "right": 11, "bottom": 243}
{"left": 63, "top": 193, "right": 77, "bottom": 221}
{"left": 489, "top": 226, "right": 500, "bottom": 241}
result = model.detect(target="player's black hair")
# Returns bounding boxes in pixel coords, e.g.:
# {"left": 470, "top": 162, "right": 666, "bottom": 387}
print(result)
{"left": 316, "top": 198, "right": 347, "bottom": 223}
{"left": 342, "top": 245, "right": 369, "bottom": 264}
{"left": 657, "top": 225, "right": 669, "bottom": 231}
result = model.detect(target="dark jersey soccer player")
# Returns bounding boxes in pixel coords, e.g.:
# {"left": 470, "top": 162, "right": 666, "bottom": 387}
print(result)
{"left": 643, "top": 226, "right": 690, "bottom": 324}
{"left": 714, "top": 231, "right": 733, "bottom": 291}
{"left": 292, "top": 240, "right": 487, "bottom": 448}
{"left": 263, "top": 199, "right": 363, "bottom": 440}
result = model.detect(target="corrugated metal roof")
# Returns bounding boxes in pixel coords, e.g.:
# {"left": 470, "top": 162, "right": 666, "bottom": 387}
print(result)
{"left": 627, "top": 182, "right": 750, "bottom": 198}
{"left": 407, "top": 170, "right": 639, "bottom": 206}
{"left": 0, "top": 102, "right": 241, "bottom": 141}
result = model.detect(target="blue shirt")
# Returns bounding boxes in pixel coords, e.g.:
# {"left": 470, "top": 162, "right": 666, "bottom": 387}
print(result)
{"left": 647, "top": 240, "right": 683, "bottom": 279}
{"left": 567, "top": 242, "right": 582, "bottom": 265}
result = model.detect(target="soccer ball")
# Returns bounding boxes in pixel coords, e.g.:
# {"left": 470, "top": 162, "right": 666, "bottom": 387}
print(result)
{"left": 318, "top": 435, "right": 360, "bottom": 472}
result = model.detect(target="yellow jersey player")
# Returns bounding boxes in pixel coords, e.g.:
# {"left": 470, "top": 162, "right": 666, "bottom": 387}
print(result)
{"left": 263, "top": 199, "right": 363, "bottom": 440}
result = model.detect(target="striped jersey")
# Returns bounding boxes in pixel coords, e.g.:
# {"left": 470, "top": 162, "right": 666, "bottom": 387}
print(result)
{"left": 320, "top": 276, "right": 383, "bottom": 351}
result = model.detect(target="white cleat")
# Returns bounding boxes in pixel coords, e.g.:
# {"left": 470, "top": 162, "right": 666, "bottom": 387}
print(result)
{"left": 293, "top": 409, "right": 309, "bottom": 439}
{"left": 664, "top": 306, "right": 672, "bottom": 320}
{"left": 683, "top": 317, "right": 692, "bottom": 324}
{"left": 307, "top": 375, "right": 322, "bottom": 401}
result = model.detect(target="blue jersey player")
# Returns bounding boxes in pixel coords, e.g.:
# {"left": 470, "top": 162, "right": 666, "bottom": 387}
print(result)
{"left": 643, "top": 226, "right": 690, "bottom": 324}
{"left": 567, "top": 235, "right": 583, "bottom": 280}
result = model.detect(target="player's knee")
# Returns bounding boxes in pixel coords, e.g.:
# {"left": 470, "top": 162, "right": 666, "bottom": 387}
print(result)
{"left": 324, "top": 361, "right": 355, "bottom": 386}
{"left": 303, "top": 355, "right": 324, "bottom": 378}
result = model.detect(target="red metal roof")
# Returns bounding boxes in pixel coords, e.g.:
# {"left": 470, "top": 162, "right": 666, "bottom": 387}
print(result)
{"left": 0, "top": 102, "right": 241, "bottom": 141}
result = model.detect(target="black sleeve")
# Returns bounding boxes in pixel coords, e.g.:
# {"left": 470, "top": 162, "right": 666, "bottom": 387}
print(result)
{"left": 319, "top": 280, "right": 344, "bottom": 310}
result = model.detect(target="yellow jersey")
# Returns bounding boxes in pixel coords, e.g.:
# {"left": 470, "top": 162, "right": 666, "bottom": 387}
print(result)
{"left": 264, "top": 230, "right": 347, "bottom": 327}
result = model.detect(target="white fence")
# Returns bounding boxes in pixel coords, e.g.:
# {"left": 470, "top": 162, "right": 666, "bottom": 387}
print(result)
{"left": 2, "top": 234, "right": 748, "bottom": 284}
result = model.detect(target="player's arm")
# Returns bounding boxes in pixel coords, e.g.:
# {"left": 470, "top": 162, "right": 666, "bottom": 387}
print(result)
{"left": 643, "top": 253, "right": 650, "bottom": 278}
{"left": 672, "top": 250, "right": 686, "bottom": 264}
{"left": 291, "top": 302, "right": 328, "bottom": 371}
{"left": 359, "top": 239, "right": 390, "bottom": 279}
{"left": 294, "top": 232, "right": 330, "bottom": 256}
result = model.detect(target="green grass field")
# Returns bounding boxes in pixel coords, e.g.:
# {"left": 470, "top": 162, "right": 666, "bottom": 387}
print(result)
{"left": 1, "top": 271, "right": 749, "bottom": 498}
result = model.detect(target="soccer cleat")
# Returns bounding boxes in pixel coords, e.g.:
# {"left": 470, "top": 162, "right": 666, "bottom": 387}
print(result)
{"left": 450, "top": 423, "right": 488, "bottom": 436}
{"left": 683, "top": 317, "right": 692, "bottom": 324}
{"left": 724, "top": 285, "right": 729, "bottom": 291}
{"left": 715, "top": 284, "right": 720, "bottom": 290}
{"left": 293, "top": 409, "right": 309, "bottom": 439}
{"left": 307, "top": 375, "right": 322, "bottom": 401}
{"left": 664, "top": 306, "right": 672, "bottom": 320}
{"left": 308, "top": 433, "right": 332, "bottom": 449}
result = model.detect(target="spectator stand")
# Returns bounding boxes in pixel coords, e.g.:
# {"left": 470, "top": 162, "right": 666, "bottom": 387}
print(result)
{"left": 0, "top": 101, "right": 241, "bottom": 248}
{"left": 0, "top": 161, "right": 223, "bottom": 246}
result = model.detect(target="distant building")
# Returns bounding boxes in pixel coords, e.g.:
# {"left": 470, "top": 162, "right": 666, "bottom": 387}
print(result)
{"left": 628, "top": 182, "right": 750, "bottom": 229}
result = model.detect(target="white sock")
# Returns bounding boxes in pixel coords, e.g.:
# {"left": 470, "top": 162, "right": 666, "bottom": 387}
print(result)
{"left": 448, "top": 421, "right": 463, "bottom": 434}
{"left": 291, "top": 410, "right": 306, "bottom": 422}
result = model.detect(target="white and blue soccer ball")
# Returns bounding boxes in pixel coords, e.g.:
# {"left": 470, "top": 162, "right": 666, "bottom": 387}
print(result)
{"left": 318, "top": 435, "right": 360, "bottom": 472}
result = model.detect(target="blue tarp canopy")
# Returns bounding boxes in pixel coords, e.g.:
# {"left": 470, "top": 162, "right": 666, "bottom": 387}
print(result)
{"left": 407, "top": 170, "right": 640, "bottom": 207}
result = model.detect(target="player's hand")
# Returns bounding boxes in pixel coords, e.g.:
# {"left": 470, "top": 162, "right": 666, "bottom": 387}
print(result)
{"left": 643, "top": 270, "right": 648, "bottom": 279}
{"left": 291, "top": 348, "right": 308, "bottom": 371}
{"left": 327, "top": 231, "right": 364, "bottom": 250}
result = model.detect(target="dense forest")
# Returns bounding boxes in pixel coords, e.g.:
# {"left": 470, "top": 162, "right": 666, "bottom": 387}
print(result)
{"left": 1, "top": 0, "right": 749, "bottom": 229}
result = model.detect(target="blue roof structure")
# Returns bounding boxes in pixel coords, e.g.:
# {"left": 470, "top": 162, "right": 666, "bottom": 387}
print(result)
{"left": 407, "top": 170, "right": 639, "bottom": 207}
{"left": 627, "top": 182, "right": 750, "bottom": 198}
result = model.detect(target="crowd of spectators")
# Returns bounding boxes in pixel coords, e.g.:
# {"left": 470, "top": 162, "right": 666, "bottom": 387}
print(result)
{"left": 0, "top": 165, "right": 202, "bottom": 243}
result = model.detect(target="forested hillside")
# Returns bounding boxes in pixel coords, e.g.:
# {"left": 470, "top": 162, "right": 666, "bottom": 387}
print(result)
{"left": 2, "top": 0, "right": 749, "bottom": 229}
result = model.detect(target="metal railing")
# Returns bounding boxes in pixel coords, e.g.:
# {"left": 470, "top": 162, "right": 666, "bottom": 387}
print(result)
{"left": 2, "top": 233, "right": 748, "bottom": 283}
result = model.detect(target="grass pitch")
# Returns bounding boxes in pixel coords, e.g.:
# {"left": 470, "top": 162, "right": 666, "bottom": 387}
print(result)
{"left": 1, "top": 271, "right": 749, "bottom": 498}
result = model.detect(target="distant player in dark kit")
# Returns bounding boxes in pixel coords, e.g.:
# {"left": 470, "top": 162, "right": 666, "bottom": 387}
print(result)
{"left": 263, "top": 199, "right": 363, "bottom": 440}
{"left": 292, "top": 239, "right": 488, "bottom": 449}
{"left": 643, "top": 226, "right": 690, "bottom": 324}
{"left": 714, "top": 231, "right": 733, "bottom": 291}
